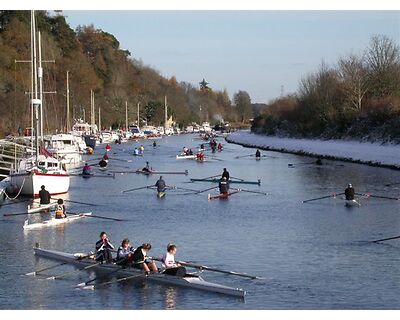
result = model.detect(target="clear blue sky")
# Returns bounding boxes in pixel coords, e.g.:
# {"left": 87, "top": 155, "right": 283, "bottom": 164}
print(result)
{"left": 64, "top": 11, "right": 400, "bottom": 103}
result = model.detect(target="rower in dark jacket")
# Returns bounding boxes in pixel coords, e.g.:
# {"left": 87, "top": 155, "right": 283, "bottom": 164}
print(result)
{"left": 345, "top": 183, "right": 355, "bottom": 200}
{"left": 95, "top": 231, "right": 115, "bottom": 263}
{"left": 132, "top": 243, "right": 158, "bottom": 274}
{"left": 222, "top": 168, "right": 230, "bottom": 181}
{"left": 39, "top": 185, "right": 51, "bottom": 205}
{"left": 255, "top": 149, "right": 261, "bottom": 158}
{"left": 155, "top": 176, "right": 166, "bottom": 192}
{"left": 219, "top": 177, "right": 229, "bottom": 194}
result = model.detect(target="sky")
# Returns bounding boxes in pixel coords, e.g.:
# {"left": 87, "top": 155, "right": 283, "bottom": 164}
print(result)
{"left": 63, "top": 10, "right": 400, "bottom": 103}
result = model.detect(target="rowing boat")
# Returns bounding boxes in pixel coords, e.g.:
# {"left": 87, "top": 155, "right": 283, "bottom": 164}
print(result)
{"left": 208, "top": 191, "right": 240, "bottom": 200}
{"left": 157, "top": 191, "right": 166, "bottom": 198}
{"left": 191, "top": 178, "right": 261, "bottom": 185}
{"left": 135, "top": 169, "right": 189, "bottom": 175}
{"left": 176, "top": 155, "right": 196, "bottom": 160}
{"left": 33, "top": 246, "right": 246, "bottom": 298}
{"left": 345, "top": 199, "right": 361, "bottom": 207}
{"left": 23, "top": 212, "right": 92, "bottom": 230}
{"left": 27, "top": 201, "right": 58, "bottom": 213}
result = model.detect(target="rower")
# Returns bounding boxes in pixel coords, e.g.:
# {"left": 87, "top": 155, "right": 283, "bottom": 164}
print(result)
{"left": 188, "top": 149, "right": 193, "bottom": 155}
{"left": 200, "top": 143, "right": 204, "bottom": 150}
{"left": 219, "top": 176, "right": 229, "bottom": 195}
{"left": 139, "top": 145, "right": 145, "bottom": 153}
{"left": 255, "top": 149, "right": 261, "bottom": 158}
{"left": 183, "top": 146, "right": 188, "bottom": 155}
{"left": 134, "top": 147, "right": 139, "bottom": 156}
{"left": 161, "top": 243, "right": 186, "bottom": 276}
{"left": 196, "top": 151, "right": 204, "bottom": 161}
{"left": 105, "top": 144, "right": 111, "bottom": 152}
{"left": 222, "top": 168, "right": 230, "bottom": 181}
{"left": 142, "top": 161, "right": 151, "bottom": 173}
{"left": 155, "top": 176, "right": 166, "bottom": 193}
{"left": 39, "top": 185, "right": 50, "bottom": 205}
{"left": 95, "top": 231, "right": 115, "bottom": 263}
{"left": 153, "top": 141, "right": 157, "bottom": 147}
{"left": 315, "top": 158, "right": 323, "bottom": 165}
{"left": 217, "top": 143, "right": 223, "bottom": 150}
{"left": 116, "top": 238, "right": 135, "bottom": 266}
{"left": 54, "top": 199, "right": 67, "bottom": 219}
{"left": 82, "top": 163, "right": 92, "bottom": 175}
{"left": 131, "top": 243, "right": 158, "bottom": 275}
{"left": 102, "top": 153, "right": 109, "bottom": 161}
{"left": 99, "top": 158, "right": 108, "bottom": 168}
{"left": 345, "top": 183, "right": 355, "bottom": 200}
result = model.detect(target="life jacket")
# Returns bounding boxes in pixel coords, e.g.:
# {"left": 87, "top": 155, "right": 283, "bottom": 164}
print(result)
{"left": 55, "top": 204, "right": 65, "bottom": 219}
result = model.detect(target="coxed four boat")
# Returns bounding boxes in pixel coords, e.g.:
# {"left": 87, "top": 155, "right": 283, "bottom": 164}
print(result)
{"left": 33, "top": 246, "right": 246, "bottom": 298}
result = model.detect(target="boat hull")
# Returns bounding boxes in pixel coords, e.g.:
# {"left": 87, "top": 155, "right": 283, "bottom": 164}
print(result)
{"left": 9, "top": 172, "right": 70, "bottom": 198}
{"left": 191, "top": 178, "right": 261, "bottom": 185}
{"left": 345, "top": 199, "right": 361, "bottom": 207}
{"left": 23, "top": 212, "right": 92, "bottom": 230}
{"left": 33, "top": 247, "right": 245, "bottom": 298}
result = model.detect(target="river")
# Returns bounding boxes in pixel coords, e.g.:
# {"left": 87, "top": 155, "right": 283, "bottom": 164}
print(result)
{"left": 0, "top": 133, "right": 400, "bottom": 309}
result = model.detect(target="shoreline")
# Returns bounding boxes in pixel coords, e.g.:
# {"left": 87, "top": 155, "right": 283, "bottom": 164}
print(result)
{"left": 225, "top": 131, "right": 400, "bottom": 171}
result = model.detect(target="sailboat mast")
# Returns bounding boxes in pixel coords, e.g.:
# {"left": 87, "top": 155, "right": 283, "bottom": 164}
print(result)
{"left": 137, "top": 102, "right": 140, "bottom": 126}
{"left": 164, "top": 95, "right": 168, "bottom": 133}
{"left": 66, "top": 71, "right": 70, "bottom": 132}
{"left": 125, "top": 101, "right": 128, "bottom": 130}
{"left": 31, "top": 10, "right": 40, "bottom": 163}
{"left": 38, "top": 31, "right": 43, "bottom": 141}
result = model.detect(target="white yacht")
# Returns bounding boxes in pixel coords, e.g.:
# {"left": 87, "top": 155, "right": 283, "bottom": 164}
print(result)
{"left": 44, "top": 134, "right": 82, "bottom": 165}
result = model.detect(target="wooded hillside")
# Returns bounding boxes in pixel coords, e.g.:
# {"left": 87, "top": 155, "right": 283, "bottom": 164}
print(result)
{"left": 0, "top": 11, "right": 243, "bottom": 136}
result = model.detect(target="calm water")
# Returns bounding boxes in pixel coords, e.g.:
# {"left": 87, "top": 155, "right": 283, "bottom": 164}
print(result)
{"left": 1, "top": 134, "right": 400, "bottom": 309}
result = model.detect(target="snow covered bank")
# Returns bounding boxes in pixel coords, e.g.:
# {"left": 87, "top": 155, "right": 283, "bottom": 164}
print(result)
{"left": 226, "top": 131, "right": 400, "bottom": 170}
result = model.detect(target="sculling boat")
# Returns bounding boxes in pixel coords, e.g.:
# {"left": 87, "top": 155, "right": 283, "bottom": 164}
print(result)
{"left": 176, "top": 155, "right": 196, "bottom": 160}
{"left": 157, "top": 191, "right": 166, "bottom": 198}
{"left": 208, "top": 191, "right": 240, "bottom": 200}
{"left": 345, "top": 199, "right": 361, "bottom": 207}
{"left": 23, "top": 212, "right": 92, "bottom": 230}
{"left": 27, "top": 200, "right": 58, "bottom": 213}
{"left": 135, "top": 169, "right": 189, "bottom": 175}
{"left": 191, "top": 178, "right": 261, "bottom": 185}
{"left": 33, "top": 246, "right": 246, "bottom": 298}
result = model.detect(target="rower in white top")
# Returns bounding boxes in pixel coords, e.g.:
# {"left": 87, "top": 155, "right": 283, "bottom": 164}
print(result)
{"left": 161, "top": 243, "right": 187, "bottom": 276}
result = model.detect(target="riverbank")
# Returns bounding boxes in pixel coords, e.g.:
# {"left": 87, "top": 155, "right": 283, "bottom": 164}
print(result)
{"left": 226, "top": 131, "right": 400, "bottom": 170}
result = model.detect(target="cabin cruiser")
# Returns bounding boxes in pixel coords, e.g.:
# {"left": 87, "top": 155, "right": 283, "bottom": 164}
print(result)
{"left": 44, "top": 134, "right": 82, "bottom": 165}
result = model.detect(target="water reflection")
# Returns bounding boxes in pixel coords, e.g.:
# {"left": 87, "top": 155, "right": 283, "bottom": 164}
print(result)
{"left": 164, "top": 287, "right": 177, "bottom": 310}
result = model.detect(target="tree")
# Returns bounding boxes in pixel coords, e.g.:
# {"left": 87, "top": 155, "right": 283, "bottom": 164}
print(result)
{"left": 365, "top": 35, "right": 400, "bottom": 97}
{"left": 233, "top": 90, "right": 252, "bottom": 122}
{"left": 144, "top": 101, "right": 161, "bottom": 124}
{"left": 338, "top": 54, "right": 368, "bottom": 110}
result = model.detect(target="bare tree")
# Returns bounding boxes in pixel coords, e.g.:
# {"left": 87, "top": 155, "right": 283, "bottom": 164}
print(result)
{"left": 338, "top": 54, "right": 368, "bottom": 110}
{"left": 365, "top": 35, "right": 400, "bottom": 97}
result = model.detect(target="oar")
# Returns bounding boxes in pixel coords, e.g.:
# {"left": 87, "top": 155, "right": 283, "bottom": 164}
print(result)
{"left": 75, "top": 268, "right": 122, "bottom": 287}
{"left": 288, "top": 161, "right": 315, "bottom": 167}
{"left": 0, "top": 199, "right": 31, "bottom": 207}
{"left": 302, "top": 192, "right": 344, "bottom": 203}
{"left": 68, "top": 212, "right": 126, "bottom": 222}
{"left": 196, "top": 186, "right": 218, "bottom": 194}
{"left": 110, "top": 158, "right": 133, "bottom": 163}
{"left": 234, "top": 154, "right": 253, "bottom": 159}
{"left": 69, "top": 173, "right": 115, "bottom": 179}
{"left": 233, "top": 188, "right": 268, "bottom": 195}
{"left": 370, "top": 235, "right": 400, "bottom": 243}
{"left": 384, "top": 182, "right": 400, "bottom": 187}
{"left": 151, "top": 257, "right": 261, "bottom": 280}
{"left": 208, "top": 156, "right": 224, "bottom": 162}
{"left": 121, "top": 185, "right": 153, "bottom": 193}
{"left": 82, "top": 273, "right": 145, "bottom": 290}
{"left": 3, "top": 210, "right": 47, "bottom": 217}
{"left": 230, "top": 176, "right": 245, "bottom": 181}
{"left": 355, "top": 192, "right": 399, "bottom": 201}
{"left": 170, "top": 186, "right": 200, "bottom": 192}
{"left": 25, "top": 262, "right": 69, "bottom": 276}
{"left": 47, "top": 261, "right": 103, "bottom": 280}
{"left": 50, "top": 197, "right": 99, "bottom": 206}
